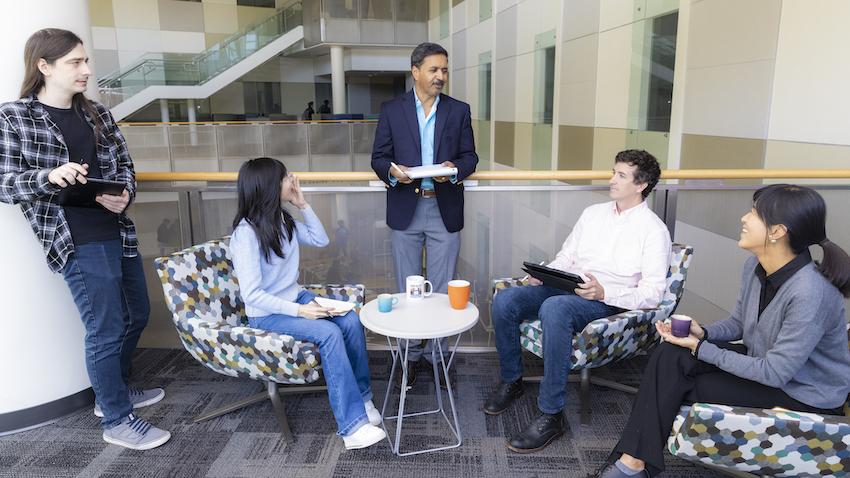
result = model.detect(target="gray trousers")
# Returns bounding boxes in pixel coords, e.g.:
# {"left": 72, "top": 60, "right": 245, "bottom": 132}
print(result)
{"left": 391, "top": 197, "right": 460, "bottom": 363}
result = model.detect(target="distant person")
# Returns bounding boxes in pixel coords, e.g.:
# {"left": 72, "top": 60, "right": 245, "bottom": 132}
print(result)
{"left": 229, "top": 157, "right": 385, "bottom": 450}
{"left": 157, "top": 218, "right": 171, "bottom": 256}
{"left": 0, "top": 29, "right": 169, "bottom": 450}
{"left": 593, "top": 184, "right": 850, "bottom": 478}
{"left": 301, "top": 101, "right": 314, "bottom": 121}
{"left": 371, "top": 42, "right": 478, "bottom": 390}
{"left": 334, "top": 219, "right": 349, "bottom": 255}
{"left": 318, "top": 99, "right": 331, "bottom": 115}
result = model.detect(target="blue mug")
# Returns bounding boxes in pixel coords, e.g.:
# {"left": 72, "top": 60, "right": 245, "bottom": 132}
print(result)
{"left": 377, "top": 293, "right": 399, "bottom": 313}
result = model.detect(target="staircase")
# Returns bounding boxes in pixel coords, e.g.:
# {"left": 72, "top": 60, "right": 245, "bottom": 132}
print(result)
{"left": 99, "top": 2, "right": 303, "bottom": 121}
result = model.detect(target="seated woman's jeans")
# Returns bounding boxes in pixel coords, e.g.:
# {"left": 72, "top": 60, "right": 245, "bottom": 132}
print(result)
{"left": 249, "top": 290, "right": 373, "bottom": 436}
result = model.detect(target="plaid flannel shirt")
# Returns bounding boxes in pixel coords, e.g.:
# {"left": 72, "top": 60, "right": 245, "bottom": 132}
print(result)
{"left": 0, "top": 95, "right": 138, "bottom": 273}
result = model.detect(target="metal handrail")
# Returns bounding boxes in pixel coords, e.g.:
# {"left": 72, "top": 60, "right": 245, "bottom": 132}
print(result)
{"left": 120, "top": 119, "right": 377, "bottom": 126}
{"left": 136, "top": 169, "right": 850, "bottom": 183}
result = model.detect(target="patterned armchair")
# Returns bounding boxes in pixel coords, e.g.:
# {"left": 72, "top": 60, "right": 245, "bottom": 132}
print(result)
{"left": 491, "top": 243, "right": 694, "bottom": 423}
{"left": 154, "top": 237, "right": 365, "bottom": 443}
{"left": 668, "top": 331, "right": 850, "bottom": 476}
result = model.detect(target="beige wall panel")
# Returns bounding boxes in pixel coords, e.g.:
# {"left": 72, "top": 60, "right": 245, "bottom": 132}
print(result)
{"left": 680, "top": 134, "right": 765, "bottom": 170}
{"left": 160, "top": 31, "right": 206, "bottom": 54}
{"left": 279, "top": 57, "right": 316, "bottom": 83}
{"left": 203, "top": 0, "right": 237, "bottom": 4}
{"left": 644, "top": 0, "right": 679, "bottom": 18}
{"left": 452, "top": 68, "right": 468, "bottom": 102}
{"left": 452, "top": 30, "right": 468, "bottom": 69}
{"left": 682, "top": 60, "right": 774, "bottom": 139}
{"left": 281, "top": 82, "right": 315, "bottom": 115}
{"left": 599, "top": 0, "right": 641, "bottom": 32}
{"left": 452, "top": 0, "right": 467, "bottom": 33}
{"left": 118, "top": 49, "right": 146, "bottom": 68}
{"left": 237, "top": 6, "right": 275, "bottom": 29}
{"left": 562, "top": 0, "right": 600, "bottom": 42}
{"left": 768, "top": 0, "right": 850, "bottom": 145}
{"left": 498, "top": 0, "right": 518, "bottom": 13}
{"left": 630, "top": 130, "right": 669, "bottom": 169}
{"left": 465, "top": 20, "right": 493, "bottom": 66}
{"left": 559, "top": 34, "right": 598, "bottom": 127}
{"left": 204, "top": 2, "right": 239, "bottom": 34}
{"left": 116, "top": 28, "right": 162, "bottom": 54}
{"left": 558, "top": 125, "right": 594, "bottom": 172}
{"left": 513, "top": 53, "right": 534, "bottom": 124}
{"left": 687, "top": 0, "right": 780, "bottom": 70}
{"left": 513, "top": 122, "right": 534, "bottom": 170}
{"left": 493, "top": 57, "right": 517, "bottom": 122}
{"left": 204, "top": 32, "right": 230, "bottom": 49}
{"left": 764, "top": 140, "right": 850, "bottom": 185}
{"left": 494, "top": 121, "right": 515, "bottom": 167}
{"left": 91, "top": 26, "right": 118, "bottom": 50}
{"left": 113, "top": 0, "right": 160, "bottom": 30}
{"left": 158, "top": 0, "right": 205, "bottom": 32}
{"left": 495, "top": 4, "right": 517, "bottom": 60}
{"left": 515, "top": 0, "right": 559, "bottom": 56}
{"left": 242, "top": 58, "right": 284, "bottom": 82}
{"left": 90, "top": 0, "right": 115, "bottom": 27}
{"left": 592, "top": 127, "right": 628, "bottom": 171}
{"left": 594, "top": 23, "right": 634, "bottom": 129}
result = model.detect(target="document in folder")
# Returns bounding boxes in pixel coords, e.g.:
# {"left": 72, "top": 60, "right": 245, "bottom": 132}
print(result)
{"left": 521, "top": 261, "right": 585, "bottom": 293}
{"left": 404, "top": 164, "right": 459, "bottom": 179}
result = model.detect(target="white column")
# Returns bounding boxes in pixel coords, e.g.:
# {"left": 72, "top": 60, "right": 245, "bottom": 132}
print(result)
{"left": 0, "top": 0, "right": 94, "bottom": 426}
{"left": 187, "top": 99, "right": 198, "bottom": 146}
{"left": 159, "top": 98, "right": 170, "bottom": 123}
{"left": 330, "top": 45, "right": 346, "bottom": 114}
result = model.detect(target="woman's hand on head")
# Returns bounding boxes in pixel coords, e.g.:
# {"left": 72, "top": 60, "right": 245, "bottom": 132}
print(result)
{"left": 298, "top": 303, "right": 333, "bottom": 320}
{"left": 289, "top": 175, "right": 308, "bottom": 209}
{"left": 655, "top": 321, "right": 700, "bottom": 353}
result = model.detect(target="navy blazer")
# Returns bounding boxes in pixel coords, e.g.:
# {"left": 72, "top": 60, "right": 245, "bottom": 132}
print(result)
{"left": 371, "top": 90, "right": 478, "bottom": 233}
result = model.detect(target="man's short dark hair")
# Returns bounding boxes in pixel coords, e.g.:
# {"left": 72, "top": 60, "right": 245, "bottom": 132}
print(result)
{"left": 411, "top": 42, "right": 448, "bottom": 68}
{"left": 614, "top": 149, "right": 661, "bottom": 198}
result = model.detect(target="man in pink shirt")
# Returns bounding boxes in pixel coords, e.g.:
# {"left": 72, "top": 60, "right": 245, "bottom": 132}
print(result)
{"left": 484, "top": 150, "right": 672, "bottom": 453}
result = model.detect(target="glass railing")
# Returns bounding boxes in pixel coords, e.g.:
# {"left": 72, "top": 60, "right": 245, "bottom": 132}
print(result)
{"left": 130, "top": 182, "right": 850, "bottom": 350}
{"left": 98, "top": 2, "right": 303, "bottom": 108}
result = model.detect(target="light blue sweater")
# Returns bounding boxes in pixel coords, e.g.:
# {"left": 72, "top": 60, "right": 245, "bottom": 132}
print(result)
{"left": 229, "top": 206, "right": 329, "bottom": 318}
{"left": 699, "top": 256, "right": 850, "bottom": 410}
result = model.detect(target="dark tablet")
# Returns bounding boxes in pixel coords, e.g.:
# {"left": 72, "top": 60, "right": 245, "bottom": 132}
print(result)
{"left": 55, "top": 178, "right": 125, "bottom": 208}
{"left": 522, "top": 261, "right": 585, "bottom": 293}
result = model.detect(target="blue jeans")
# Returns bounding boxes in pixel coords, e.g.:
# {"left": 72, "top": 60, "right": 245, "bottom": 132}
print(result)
{"left": 249, "top": 290, "right": 373, "bottom": 436}
{"left": 491, "top": 285, "right": 623, "bottom": 414}
{"left": 61, "top": 239, "right": 151, "bottom": 429}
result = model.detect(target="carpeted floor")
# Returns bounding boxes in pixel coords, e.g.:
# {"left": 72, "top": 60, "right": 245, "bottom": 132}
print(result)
{"left": 0, "top": 349, "right": 725, "bottom": 478}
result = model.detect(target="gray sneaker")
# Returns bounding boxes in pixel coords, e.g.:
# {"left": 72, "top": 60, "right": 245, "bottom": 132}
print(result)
{"left": 94, "top": 387, "right": 165, "bottom": 418}
{"left": 102, "top": 413, "right": 171, "bottom": 450}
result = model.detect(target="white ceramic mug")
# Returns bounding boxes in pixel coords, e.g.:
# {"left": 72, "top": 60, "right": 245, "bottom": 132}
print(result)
{"left": 405, "top": 275, "right": 433, "bottom": 300}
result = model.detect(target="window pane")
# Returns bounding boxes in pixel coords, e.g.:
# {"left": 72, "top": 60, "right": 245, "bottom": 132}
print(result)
{"left": 396, "top": 0, "right": 426, "bottom": 22}
{"left": 646, "top": 12, "right": 678, "bottom": 132}
{"left": 325, "top": 0, "right": 357, "bottom": 19}
{"left": 360, "top": 0, "right": 392, "bottom": 20}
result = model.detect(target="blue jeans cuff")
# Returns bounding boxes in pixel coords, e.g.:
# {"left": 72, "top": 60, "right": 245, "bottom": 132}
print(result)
{"left": 338, "top": 413, "right": 370, "bottom": 437}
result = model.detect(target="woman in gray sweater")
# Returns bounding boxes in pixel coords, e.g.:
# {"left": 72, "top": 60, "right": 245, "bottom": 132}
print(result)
{"left": 595, "top": 184, "right": 850, "bottom": 478}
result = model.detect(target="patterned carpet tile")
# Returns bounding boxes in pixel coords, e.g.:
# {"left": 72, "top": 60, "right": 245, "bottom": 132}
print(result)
{"left": 0, "top": 348, "right": 725, "bottom": 478}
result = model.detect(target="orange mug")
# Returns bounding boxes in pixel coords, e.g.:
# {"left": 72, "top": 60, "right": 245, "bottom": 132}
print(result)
{"left": 447, "top": 280, "right": 471, "bottom": 310}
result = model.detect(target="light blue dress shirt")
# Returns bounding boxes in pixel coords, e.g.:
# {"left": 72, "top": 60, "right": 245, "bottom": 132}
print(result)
{"left": 414, "top": 91, "right": 439, "bottom": 190}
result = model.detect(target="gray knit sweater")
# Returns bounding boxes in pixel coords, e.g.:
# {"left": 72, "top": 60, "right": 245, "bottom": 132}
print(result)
{"left": 699, "top": 256, "right": 850, "bottom": 410}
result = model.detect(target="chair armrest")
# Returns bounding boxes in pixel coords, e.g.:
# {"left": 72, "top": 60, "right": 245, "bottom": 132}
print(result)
{"left": 492, "top": 277, "right": 530, "bottom": 296}
{"left": 303, "top": 283, "right": 366, "bottom": 306}
{"left": 669, "top": 402, "right": 850, "bottom": 476}
{"left": 576, "top": 308, "right": 663, "bottom": 368}
{"left": 175, "top": 317, "right": 322, "bottom": 385}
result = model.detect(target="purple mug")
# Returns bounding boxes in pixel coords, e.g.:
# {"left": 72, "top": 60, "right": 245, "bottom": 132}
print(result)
{"left": 670, "top": 314, "right": 692, "bottom": 338}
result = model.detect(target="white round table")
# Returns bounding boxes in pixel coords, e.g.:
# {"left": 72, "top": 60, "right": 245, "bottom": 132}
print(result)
{"left": 360, "top": 293, "right": 478, "bottom": 456}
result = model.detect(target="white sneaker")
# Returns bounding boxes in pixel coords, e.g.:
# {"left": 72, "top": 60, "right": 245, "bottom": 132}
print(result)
{"left": 363, "top": 400, "right": 382, "bottom": 426}
{"left": 94, "top": 387, "right": 165, "bottom": 418}
{"left": 342, "top": 423, "right": 386, "bottom": 450}
{"left": 102, "top": 413, "right": 171, "bottom": 450}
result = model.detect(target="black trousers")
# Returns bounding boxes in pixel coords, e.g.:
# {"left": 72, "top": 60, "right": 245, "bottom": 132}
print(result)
{"left": 613, "top": 341, "right": 841, "bottom": 476}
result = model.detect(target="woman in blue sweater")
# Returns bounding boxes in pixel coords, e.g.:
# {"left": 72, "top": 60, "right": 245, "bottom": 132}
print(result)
{"left": 595, "top": 184, "right": 850, "bottom": 478}
{"left": 229, "top": 157, "right": 386, "bottom": 449}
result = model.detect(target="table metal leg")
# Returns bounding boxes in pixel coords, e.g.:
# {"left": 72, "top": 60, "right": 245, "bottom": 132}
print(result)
{"left": 381, "top": 334, "right": 463, "bottom": 456}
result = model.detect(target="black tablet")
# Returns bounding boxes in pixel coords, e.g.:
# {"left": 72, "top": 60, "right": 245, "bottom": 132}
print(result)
{"left": 55, "top": 178, "right": 126, "bottom": 208}
{"left": 522, "top": 261, "right": 585, "bottom": 293}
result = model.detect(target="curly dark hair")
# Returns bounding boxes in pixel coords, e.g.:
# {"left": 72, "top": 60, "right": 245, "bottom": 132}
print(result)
{"left": 614, "top": 149, "right": 661, "bottom": 198}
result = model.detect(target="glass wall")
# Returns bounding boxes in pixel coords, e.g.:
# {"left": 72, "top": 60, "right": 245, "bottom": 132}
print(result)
{"left": 301, "top": 0, "right": 427, "bottom": 46}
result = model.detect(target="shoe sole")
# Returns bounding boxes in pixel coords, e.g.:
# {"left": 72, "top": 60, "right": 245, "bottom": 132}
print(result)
{"left": 505, "top": 430, "right": 564, "bottom": 454}
{"left": 103, "top": 431, "right": 171, "bottom": 450}
{"left": 344, "top": 431, "right": 387, "bottom": 450}
{"left": 94, "top": 390, "right": 166, "bottom": 418}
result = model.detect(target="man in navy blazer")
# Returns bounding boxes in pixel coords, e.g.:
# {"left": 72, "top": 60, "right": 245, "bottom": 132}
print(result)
{"left": 371, "top": 42, "right": 478, "bottom": 389}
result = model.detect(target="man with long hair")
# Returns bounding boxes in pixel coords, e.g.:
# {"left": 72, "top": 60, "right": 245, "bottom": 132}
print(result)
{"left": 0, "top": 29, "right": 170, "bottom": 449}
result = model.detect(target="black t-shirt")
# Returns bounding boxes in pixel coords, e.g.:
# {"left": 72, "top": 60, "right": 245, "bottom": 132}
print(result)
{"left": 42, "top": 104, "right": 120, "bottom": 245}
